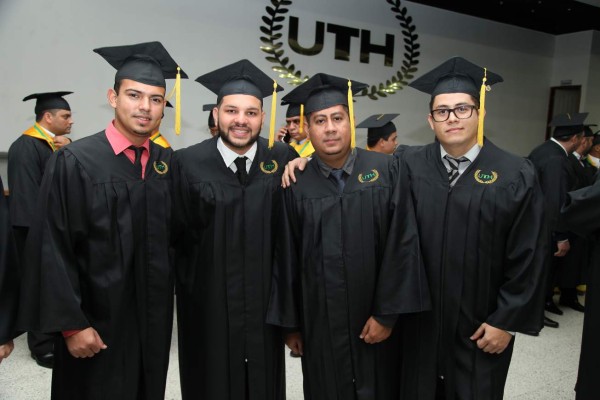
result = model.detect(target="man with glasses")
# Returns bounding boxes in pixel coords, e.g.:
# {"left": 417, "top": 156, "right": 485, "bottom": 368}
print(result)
{"left": 395, "top": 57, "right": 546, "bottom": 400}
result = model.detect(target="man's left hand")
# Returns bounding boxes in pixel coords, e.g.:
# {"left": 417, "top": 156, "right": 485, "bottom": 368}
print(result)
{"left": 470, "top": 322, "right": 512, "bottom": 354}
{"left": 54, "top": 135, "right": 71, "bottom": 149}
{"left": 360, "top": 316, "right": 392, "bottom": 344}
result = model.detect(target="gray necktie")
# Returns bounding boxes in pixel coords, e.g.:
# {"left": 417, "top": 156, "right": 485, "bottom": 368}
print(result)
{"left": 330, "top": 168, "right": 345, "bottom": 193}
{"left": 444, "top": 155, "right": 469, "bottom": 186}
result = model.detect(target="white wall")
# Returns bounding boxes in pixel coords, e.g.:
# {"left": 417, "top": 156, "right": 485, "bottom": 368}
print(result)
{"left": 1, "top": 0, "right": 595, "bottom": 175}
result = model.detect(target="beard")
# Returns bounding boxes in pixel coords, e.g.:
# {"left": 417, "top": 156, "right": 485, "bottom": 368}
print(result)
{"left": 218, "top": 120, "right": 262, "bottom": 150}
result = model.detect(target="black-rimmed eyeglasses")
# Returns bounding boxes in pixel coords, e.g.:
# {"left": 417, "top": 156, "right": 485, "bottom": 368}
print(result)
{"left": 430, "top": 105, "right": 478, "bottom": 122}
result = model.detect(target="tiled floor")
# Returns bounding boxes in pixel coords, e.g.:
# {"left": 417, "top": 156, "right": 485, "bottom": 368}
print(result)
{"left": 0, "top": 298, "right": 585, "bottom": 399}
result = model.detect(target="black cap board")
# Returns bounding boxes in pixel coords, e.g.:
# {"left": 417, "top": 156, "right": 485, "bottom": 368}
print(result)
{"left": 195, "top": 59, "right": 283, "bottom": 104}
{"left": 23, "top": 92, "right": 72, "bottom": 115}
{"left": 584, "top": 124, "right": 597, "bottom": 137}
{"left": 93, "top": 41, "right": 187, "bottom": 88}
{"left": 549, "top": 112, "right": 588, "bottom": 138}
{"left": 357, "top": 114, "right": 399, "bottom": 141}
{"left": 409, "top": 56, "right": 503, "bottom": 99}
{"left": 281, "top": 73, "right": 368, "bottom": 115}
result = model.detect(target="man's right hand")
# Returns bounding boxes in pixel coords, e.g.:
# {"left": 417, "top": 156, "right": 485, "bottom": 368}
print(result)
{"left": 282, "top": 158, "right": 309, "bottom": 188}
{"left": 554, "top": 239, "right": 570, "bottom": 257}
{"left": 0, "top": 340, "right": 15, "bottom": 364}
{"left": 285, "top": 332, "right": 303, "bottom": 356}
{"left": 65, "top": 327, "right": 107, "bottom": 358}
{"left": 277, "top": 126, "right": 288, "bottom": 142}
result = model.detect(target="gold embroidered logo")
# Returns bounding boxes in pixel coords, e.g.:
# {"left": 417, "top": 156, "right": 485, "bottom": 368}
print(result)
{"left": 260, "top": 160, "right": 279, "bottom": 174}
{"left": 358, "top": 169, "right": 380, "bottom": 183}
{"left": 153, "top": 161, "right": 169, "bottom": 175}
{"left": 474, "top": 169, "right": 498, "bottom": 184}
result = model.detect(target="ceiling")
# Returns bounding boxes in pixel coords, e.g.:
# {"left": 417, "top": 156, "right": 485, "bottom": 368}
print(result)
{"left": 406, "top": 0, "right": 600, "bottom": 35}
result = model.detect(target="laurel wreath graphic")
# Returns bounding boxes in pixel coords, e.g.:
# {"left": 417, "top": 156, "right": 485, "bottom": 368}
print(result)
{"left": 259, "top": 0, "right": 420, "bottom": 100}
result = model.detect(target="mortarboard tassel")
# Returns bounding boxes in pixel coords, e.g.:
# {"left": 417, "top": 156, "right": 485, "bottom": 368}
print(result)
{"left": 299, "top": 104, "right": 304, "bottom": 135}
{"left": 166, "top": 66, "right": 182, "bottom": 135}
{"left": 348, "top": 80, "right": 356, "bottom": 149}
{"left": 477, "top": 68, "right": 487, "bottom": 147}
{"left": 175, "top": 66, "right": 181, "bottom": 135}
{"left": 269, "top": 80, "right": 278, "bottom": 149}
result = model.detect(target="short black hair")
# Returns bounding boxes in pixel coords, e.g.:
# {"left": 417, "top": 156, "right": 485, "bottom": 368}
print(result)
{"left": 35, "top": 109, "right": 59, "bottom": 123}
{"left": 367, "top": 132, "right": 393, "bottom": 148}
{"left": 429, "top": 95, "right": 480, "bottom": 112}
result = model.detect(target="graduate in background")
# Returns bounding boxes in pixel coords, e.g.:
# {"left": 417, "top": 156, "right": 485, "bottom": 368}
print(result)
{"left": 267, "top": 73, "right": 430, "bottom": 400}
{"left": 277, "top": 102, "right": 315, "bottom": 158}
{"left": 8, "top": 91, "right": 74, "bottom": 368}
{"left": 358, "top": 113, "right": 399, "bottom": 155}
{"left": 149, "top": 100, "right": 174, "bottom": 148}
{"left": 562, "top": 175, "right": 600, "bottom": 400}
{"left": 17, "top": 41, "right": 185, "bottom": 400}
{"left": 173, "top": 59, "right": 297, "bottom": 400}
{"left": 0, "top": 176, "right": 19, "bottom": 365}
{"left": 396, "top": 57, "right": 546, "bottom": 400}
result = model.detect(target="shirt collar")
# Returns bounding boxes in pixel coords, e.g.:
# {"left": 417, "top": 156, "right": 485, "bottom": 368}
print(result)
{"left": 550, "top": 137, "right": 569, "bottom": 156}
{"left": 217, "top": 137, "right": 258, "bottom": 169}
{"left": 314, "top": 149, "right": 357, "bottom": 178}
{"left": 37, "top": 124, "right": 56, "bottom": 138}
{"left": 573, "top": 151, "right": 582, "bottom": 160}
{"left": 105, "top": 120, "right": 150, "bottom": 155}
{"left": 439, "top": 142, "right": 481, "bottom": 162}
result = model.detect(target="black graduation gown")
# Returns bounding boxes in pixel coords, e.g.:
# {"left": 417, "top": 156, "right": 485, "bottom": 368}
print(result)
{"left": 267, "top": 148, "right": 430, "bottom": 400}
{"left": 7, "top": 135, "right": 53, "bottom": 229}
{"left": 557, "top": 155, "right": 591, "bottom": 289}
{"left": 17, "top": 132, "right": 174, "bottom": 400}
{"left": 0, "top": 177, "right": 19, "bottom": 345}
{"left": 172, "top": 136, "right": 297, "bottom": 400}
{"left": 562, "top": 176, "right": 600, "bottom": 400}
{"left": 397, "top": 141, "right": 546, "bottom": 400}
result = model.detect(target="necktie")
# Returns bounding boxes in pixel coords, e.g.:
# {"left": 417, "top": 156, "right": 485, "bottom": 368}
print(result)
{"left": 128, "top": 145, "right": 144, "bottom": 177}
{"left": 444, "top": 155, "right": 469, "bottom": 186}
{"left": 234, "top": 156, "right": 249, "bottom": 185}
{"left": 330, "top": 168, "right": 345, "bottom": 193}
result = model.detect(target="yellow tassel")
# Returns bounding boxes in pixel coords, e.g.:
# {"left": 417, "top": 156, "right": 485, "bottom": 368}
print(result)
{"left": 165, "top": 66, "right": 182, "bottom": 135}
{"left": 348, "top": 80, "right": 356, "bottom": 149}
{"left": 269, "top": 80, "right": 278, "bottom": 149}
{"left": 175, "top": 66, "right": 181, "bottom": 135}
{"left": 477, "top": 68, "right": 487, "bottom": 147}
{"left": 299, "top": 104, "right": 304, "bottom": 134}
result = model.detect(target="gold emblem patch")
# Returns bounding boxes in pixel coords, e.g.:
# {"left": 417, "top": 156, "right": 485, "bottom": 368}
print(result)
{"left": 358, "top": 169, "right": 380, "bottom": 183}
{"left": 474, "top": 169, "right": 498, "bottom": 184}
{"left": 260, "top": 160, "right": 279, "bottom": 174}
{"left": 153, "top": 161, "right": 169, "bottom": 175}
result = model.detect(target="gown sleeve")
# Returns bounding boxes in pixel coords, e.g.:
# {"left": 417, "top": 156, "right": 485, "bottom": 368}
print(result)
{"left": 17, "top": 150, "right": 90, "bottom": 333}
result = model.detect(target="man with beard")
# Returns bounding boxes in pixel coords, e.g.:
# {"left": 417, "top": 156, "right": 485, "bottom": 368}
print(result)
{"left": 18, "top": 41, "right": 184, "bottom": 400}
{"left": 172, "top": 59, "right": 297, "bottom": 400}
{"left": 267, "top": 73, "right": 430, "bottom": 400}
{"left": 8, "top": 91, "right": 73, "bottom": 368}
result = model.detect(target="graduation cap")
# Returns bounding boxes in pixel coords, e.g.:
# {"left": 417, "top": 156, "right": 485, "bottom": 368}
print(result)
{"left": 357, "top": 114, "right": 399, "bottom": 144}
{"left": 203, "top": 104, "right": 217, "bottom": 129}
{"left": 584, "top": 124, "right": 597, "bottom": 137}
{"left": 592, "top": 130, "right": 600, "bottom": 146}
{"left": 196, "top": 59, "right": 283, "bottom": 147}
{"left": 281, "top": 73, "right": 368, "bottom": 148}
{"left": 23, "top": 91, "right": 72, "bottom": 115}
{"left": 285, "top": 103, "right": 302, "bottom": 119}
{"left": 548, "top": 112, "right": 588, "bottom": 138}
{"left": 94, "top": 41, "right": 187, "bottom": 134}
{"left": 409, "top": 56, "right": 503, "bottom": 147}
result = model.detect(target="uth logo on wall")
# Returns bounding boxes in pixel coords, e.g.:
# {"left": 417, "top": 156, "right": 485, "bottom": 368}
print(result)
{"left": 259, "top": 0, "right": 420, "bottom": 100}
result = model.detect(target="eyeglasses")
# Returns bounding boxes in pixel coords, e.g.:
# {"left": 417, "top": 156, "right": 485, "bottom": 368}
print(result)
{"left": 430, "top": 105, "right": 478, "bottom": 122}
